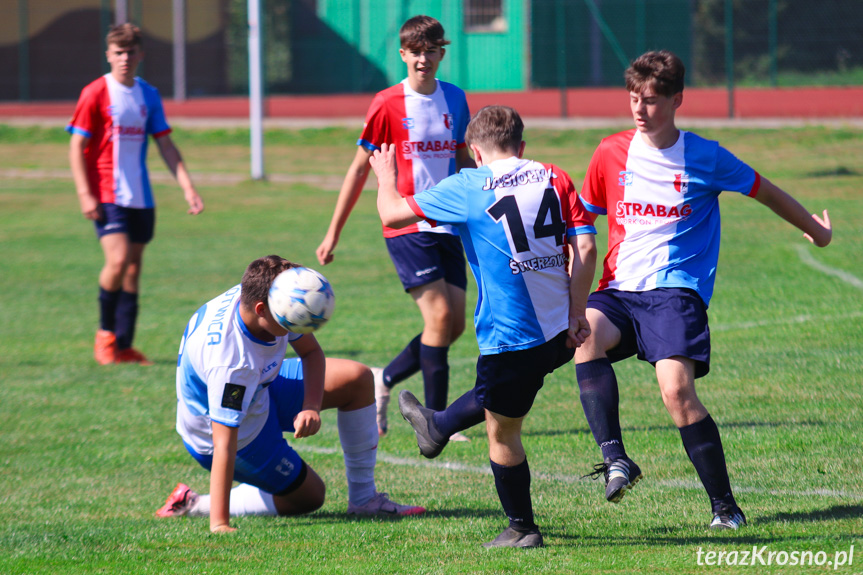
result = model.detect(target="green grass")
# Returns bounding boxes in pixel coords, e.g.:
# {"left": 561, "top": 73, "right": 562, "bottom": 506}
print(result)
{"left": 1, "top": 125, "right": 861, "bottom": 574}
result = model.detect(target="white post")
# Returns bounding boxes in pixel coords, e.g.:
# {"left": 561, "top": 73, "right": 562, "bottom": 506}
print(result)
{"left": 115, "top": 0, "right": 128, "bottom": 24}
{"left": 173, "top": 0, "right": 186, "bottom": 102}
{"left": 248, "top": 0, "right": 265, "bottom": 180}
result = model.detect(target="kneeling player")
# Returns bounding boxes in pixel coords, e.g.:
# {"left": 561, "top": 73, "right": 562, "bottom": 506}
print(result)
{"left": 156, "top": 255, "right": 424, "bottom": 532}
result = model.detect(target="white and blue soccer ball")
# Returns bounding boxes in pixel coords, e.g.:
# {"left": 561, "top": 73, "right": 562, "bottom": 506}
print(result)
{"left": 268, "top": 266, "right": 335, "bottom": 334}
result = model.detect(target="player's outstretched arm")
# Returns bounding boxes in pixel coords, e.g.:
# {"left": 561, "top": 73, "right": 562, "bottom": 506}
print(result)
{"left": 370, "top": 143, "right": 420, "bottom": 229}
{"left": 69, "top": 133, "right": 102, "bottom": 220}
{"left": 754, "top": 178, "right": 832, "bottom": 247}
{"left": 316, "top": 147, "right": 375, "bottom": 266}
{"left": 155, "top": 135, "right": 204, "bottom": 215}
{"left": 289, "top": 335, "right": 325, "bottom": 439}
{"left": 566, "top": 233, "right": 597, "bottom": 348}
{"left": 210, "top": 421, "right": 238, "bottom": 533}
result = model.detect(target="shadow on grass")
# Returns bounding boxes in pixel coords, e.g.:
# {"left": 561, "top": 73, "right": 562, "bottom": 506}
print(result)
{"left": 760, "top": 503, "right": 863, "bottom": 523}
{"left": 807, "top": 166, "right": 859, "bottom": 177}
{"left": 524, "top": 419, "right": 826, "bottom": 438}
{"left": 305, "top": 507, "right": 501, "bottom": 523}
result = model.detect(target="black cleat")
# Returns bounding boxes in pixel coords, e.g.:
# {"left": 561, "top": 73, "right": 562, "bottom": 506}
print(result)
{"left": 710, "top": 502, "right": 747, "bottom": 530}
{"left": 583, "top": 456, "right": 643, "bottom": 503}
{"left": 398, "top": 390, "right": 447, "bottom": 459}
{"left": 483, "top": 526, "right": 544, "bottom": 549}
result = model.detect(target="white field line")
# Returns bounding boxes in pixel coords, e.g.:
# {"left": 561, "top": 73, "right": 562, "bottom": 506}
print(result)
{"left": 297, "top": 445, "right": 863, "bottom": 502}
{"left": 793, "top": 244, "right": 863, "bottom": 290}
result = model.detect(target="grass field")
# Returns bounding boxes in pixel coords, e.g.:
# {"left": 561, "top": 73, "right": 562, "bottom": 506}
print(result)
{"left": 1, "top": 124, "right": 861, "bottom": 574}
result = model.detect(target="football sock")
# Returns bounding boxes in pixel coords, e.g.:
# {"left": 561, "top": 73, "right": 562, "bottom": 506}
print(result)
{"left": 490, "top": 458, "right": 537, "bottom": 532}
{"left": 679, "top": 414, "right": 736, "bottom": 509}
{"left": 382, "top": 334, "right": 422, "bottom": 389}
{"left": 98, "top": 287, "right": 121, "bottom": 332}
{"left": 419, "top": 343, "right": 449, "bottom": 411}
{"left": 189, "top": 483, "right": 278, "bottom": 517}
{"left": 576, "top": 359, "right": 626, "bottom": 461}
{"left": 432, "top": 388, "right": 485, "bottom": 441}
{"left": 338, "top": 404, "right": 378, "bottom": 506}
{"left": 115, "top": 290, "right": 139, "bottom": 350}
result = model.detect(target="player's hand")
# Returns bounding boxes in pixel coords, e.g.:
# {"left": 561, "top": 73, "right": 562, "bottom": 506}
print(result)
{"left": 566, "top": 315, "right": 591, "bottom": 349}
{"left": 804, "top": 209, "right": 832, "bottom": 247}
{"left": 293, "top": 409, "right": 322, "bottom": 438}
{"left": 79, "top": 195, "right": 102, "bottom": 221}
{"left": 368, "top": 143, "right": 397, "bottom": 186}
{"left": 185, "top": 189, "right": 204, "bottom": 215}
{"left": 210, "top": 523, "right": 237, "bottom": 534}
{"left": 316, "top": 236, "right": 336, "bottom": 266}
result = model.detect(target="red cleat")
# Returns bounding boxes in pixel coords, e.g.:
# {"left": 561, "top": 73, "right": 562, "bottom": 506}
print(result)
{"left": 156, "top": 483, "right": 200, "bottom": 518}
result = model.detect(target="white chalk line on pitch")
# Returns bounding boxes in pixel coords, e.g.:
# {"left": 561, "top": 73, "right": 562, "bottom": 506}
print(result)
{"left": 296, "top": 445, "right": 863, "bottom": 502}
{"left": 793, "top": 244, "right": 863, "bottom": 290}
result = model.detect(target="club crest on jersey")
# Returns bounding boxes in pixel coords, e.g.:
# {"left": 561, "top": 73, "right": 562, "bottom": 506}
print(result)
{"left": 618, "top": 171, "right": 634, "bottom": 186}
{"left": 402, "top": 117, "right": 415, "bottom": 129}
{"left": 442, "top": 113, "right": 454, "bottom": 130}
{"left": 674, "top": 172, "right": 690, "bottom": 193}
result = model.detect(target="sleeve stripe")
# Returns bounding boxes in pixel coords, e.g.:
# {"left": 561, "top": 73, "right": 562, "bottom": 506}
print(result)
{"left": 66, "top": 125, "right": 92, "bottom": 138}
{"left": 357, "top": 139, "right": 381, "bottom": 152}
{"left": 567, "top": 224, "right": 598, "bottom": 236}
{"left": 748, "top": 171, "right": 761, "bottom": 198}
{"left": 406, "top": 196, "right": 435, "bottom": 225}
{"left": 580, "top": 197, "right": 607, "bottom": 215}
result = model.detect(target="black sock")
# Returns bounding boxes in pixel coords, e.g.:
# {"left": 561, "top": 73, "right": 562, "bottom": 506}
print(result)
{"left": 432, "top": 388, "right": 485, "bottom": 440}
{"left": 99, "top": 287, "right": 121, "bottom": 332}
{"left": 490, "top": 459, "right": 537, "bottom": 532}
{"left": 420, "top": 343, "right": 449, "bottom": 411}
{"left": 115, "top": 291, "right": 139, "bottom": 350}
{"left": 679, "top": 414, "right": 736, "bottom": 510}
{"left": 383, "top": 334, "right": 421, "bottom": 389}
{"left": 576, "top": 358, "right": 626, "bottom": 461}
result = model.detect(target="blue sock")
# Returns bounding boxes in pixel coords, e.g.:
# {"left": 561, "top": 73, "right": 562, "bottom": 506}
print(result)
{"left": 576, "top": 358, "right": 626, "bottom": 461}
{"left": 99, "top": 287, "right": 121, "bottom": 332}
{"left": 490, "top": 458, "right": 537, "bottom": 532}
{"left": 679, "top": 414, "right": 736, "bottom": 510}
{"left": 115, "top": 291, "right": 139, "bottom": 350}
{"left": 420, "top": 343, "right": 449, "bottom": 411}
{"left": 382, "top": 334, "right": 421, "bottom": 389}
{"left": 432, "top": 388, "right": 485, "bottom": 440}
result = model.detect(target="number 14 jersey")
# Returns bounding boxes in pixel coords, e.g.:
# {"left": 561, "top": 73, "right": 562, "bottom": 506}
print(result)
{"left": 408, "top": 157, "right": 596, "bottom": 355}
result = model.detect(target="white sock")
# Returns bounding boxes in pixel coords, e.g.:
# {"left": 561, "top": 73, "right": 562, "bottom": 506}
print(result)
{"left": 338, "top": 404, "right": 378, "bottom": 506}
{"left": 188, "top": 483, "right": 278, "bottom": 517}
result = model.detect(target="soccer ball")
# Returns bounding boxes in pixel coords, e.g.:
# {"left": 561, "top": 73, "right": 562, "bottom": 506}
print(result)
{"left": 268, "top": 266, "right": 335, "bottom": 334}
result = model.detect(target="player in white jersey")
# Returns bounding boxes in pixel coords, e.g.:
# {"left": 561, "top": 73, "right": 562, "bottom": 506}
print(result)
{"left": 316, "top": 16, "right": 475, "bottom": 438}
{"left": 575, "top": 51, "right": 832, "bottom": 530}
{"left": 156, "top": 256, "right": 424, "bottom": 533}
{"left": 370, "top": 106, "right": 597, "bottom": 548}
{"left": 67, "top": 24, "right": 203, "bottom": 366}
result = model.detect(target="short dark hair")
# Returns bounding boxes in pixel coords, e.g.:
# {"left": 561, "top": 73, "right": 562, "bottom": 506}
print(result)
{"left": 240, "top": 255, "right": 298, "bottom": 309}
{"left": 625, "top": 50, "right": 685, "bottom": 97}
{"left": 399, "top": 15, "right": 450, "bottom": 51}
{"left": 465, "top": 106, "right": 524, "bottom": 154}
{"left": 106, "top": 23, "right": 143, "bottom": 49}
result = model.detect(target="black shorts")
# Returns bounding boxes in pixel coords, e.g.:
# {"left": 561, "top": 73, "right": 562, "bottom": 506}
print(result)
{"left": 587, "top": 288, "right": 711, "bottom": 378}
{"left": 94, "top": 203, "right": 155, "bottom": 244}
{"left": 475, "top": 331, "right": 574, "bottom": 419}
{"left": 385, "top": 232, "right": 468, "bottom": 292}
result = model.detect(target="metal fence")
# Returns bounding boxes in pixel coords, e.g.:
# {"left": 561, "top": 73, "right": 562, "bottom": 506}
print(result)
{"left": 2, "top": 0, "right": 862, "bottom": 101}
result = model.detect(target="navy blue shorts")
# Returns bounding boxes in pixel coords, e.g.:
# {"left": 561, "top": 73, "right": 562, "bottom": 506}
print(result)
{"left": 385, "top": 232, "right": 468, "bottom": 292}
{"left": 587, "top": 288, "right": 711, "bottom": 378}
{"left": 475, "top": 331, "right": 574, "bottom": 419}
{"left": 94, "top": 204, "right": 155, "bottom": 244}
{"left": 184, "top": 358, "right": 309, "bottom": 496}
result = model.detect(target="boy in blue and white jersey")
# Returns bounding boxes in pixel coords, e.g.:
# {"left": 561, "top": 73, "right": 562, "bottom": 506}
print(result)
{"left": 370, "top": 106, "right": 597, "bottom": 548}
{"left": 156, "top": 255, "right": 424, "bottom": 533}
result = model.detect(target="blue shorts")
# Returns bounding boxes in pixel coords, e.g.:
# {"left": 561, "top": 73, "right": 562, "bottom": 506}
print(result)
{"left": 587, "top": 288, "right": 711, "bottom": 378}
{"left": 385, "top": 232, "right": 468, "bottom": 292}
{"left": 184, "top": 358, "right": 310, "bottom": 495}
{"left": 94, "top": 203, "right": 155, "bottom": 244}
{"left": 475, "top": 331, "right": 574, "bottom": 419}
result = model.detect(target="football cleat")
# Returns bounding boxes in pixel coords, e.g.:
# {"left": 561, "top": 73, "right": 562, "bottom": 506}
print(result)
{"left": 115, "top": 347, "right": 153, "bottom": 366}
{"left": 710, "top": 502, "right": 747, "bottom": 530}
{"left": 94, "top": 329, "right": 117, "bottom": 365}
{"left": 483, "top": 526, "right": 544, "bottom": 549}
{"left": 398, "top": 390, "right": 447, "bottom": 459}
{"left": 346, "top": 492, "right": 425, "bottom": 517}
{"left": 156, "top": 483, "right": 199, "bottom": 518}
{"left": 583, "top": 456, "right": 643, "bottom": 503}
{"left": 371, "top": 367, "right": 389, "bottom": 437}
